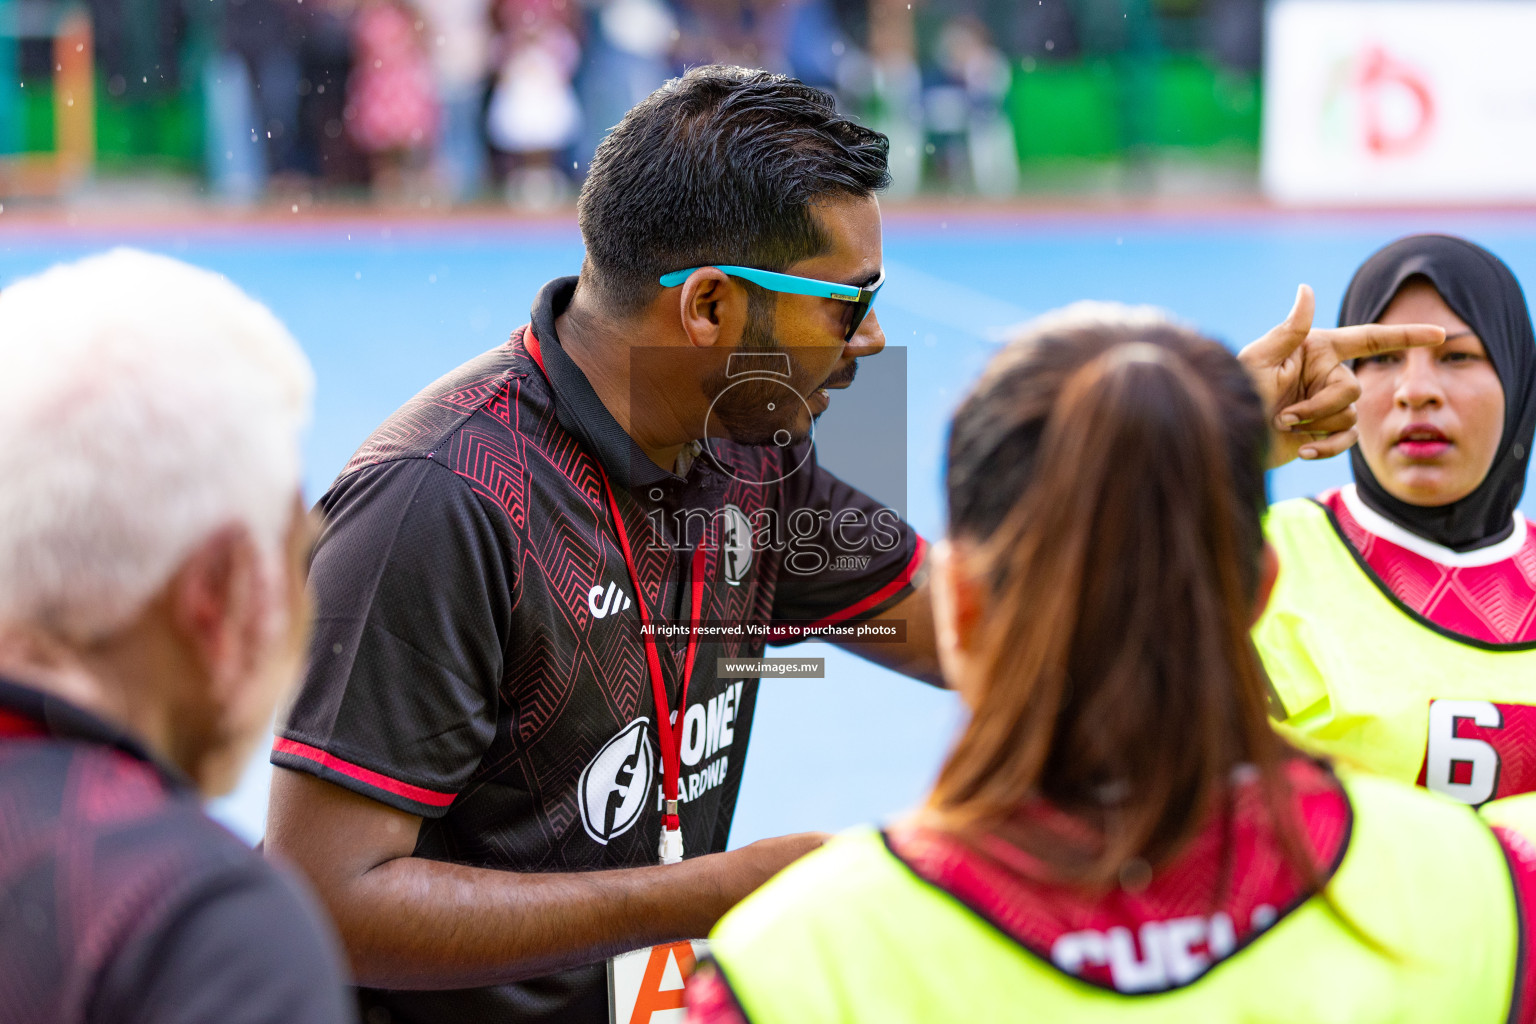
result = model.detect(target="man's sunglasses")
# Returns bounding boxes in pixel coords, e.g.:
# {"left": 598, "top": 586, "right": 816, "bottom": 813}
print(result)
{"left": 659, "top": 265, "right": 885, "bottom": 341}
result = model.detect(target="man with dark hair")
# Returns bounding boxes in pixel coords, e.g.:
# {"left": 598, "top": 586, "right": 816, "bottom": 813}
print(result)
{"left": 262, "top": 63, "right": 1405, "bottom": 1024}
{"left": 577, "top": 67, "right": 893, "bottom": 315}
{"left": 265, "top": 66, "right": 939, "bottom": 1024}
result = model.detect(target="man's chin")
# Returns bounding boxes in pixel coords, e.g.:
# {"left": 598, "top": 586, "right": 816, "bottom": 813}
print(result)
{"left": 722, "top": 418, "right": 812, "bottom": 449}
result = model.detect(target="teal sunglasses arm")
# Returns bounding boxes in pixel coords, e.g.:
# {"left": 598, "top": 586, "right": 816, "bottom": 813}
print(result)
{"left": 658, "top": 265, "right": 863, "bottom": 302}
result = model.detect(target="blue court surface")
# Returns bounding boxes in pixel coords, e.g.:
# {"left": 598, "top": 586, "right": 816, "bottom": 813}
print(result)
{"left": 7, "top": 209, "right": 1536, "bottom": 848}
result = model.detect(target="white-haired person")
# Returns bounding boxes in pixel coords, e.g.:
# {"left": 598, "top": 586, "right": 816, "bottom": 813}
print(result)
{"left": 0, "top": 250, "right": 354, "bottom": 1024}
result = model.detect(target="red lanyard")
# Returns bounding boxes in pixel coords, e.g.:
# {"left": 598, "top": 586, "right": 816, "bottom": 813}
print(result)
{"left": 600, "top": 468, "right": 705, "bottom": 863}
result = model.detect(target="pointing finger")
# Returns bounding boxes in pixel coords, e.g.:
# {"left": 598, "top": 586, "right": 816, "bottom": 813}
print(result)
{"left": 1242, "top": 284, "right": 1316, "bottom": 367}
{"left": 1320, "top": 323, "right": 1446, "bottom": 363}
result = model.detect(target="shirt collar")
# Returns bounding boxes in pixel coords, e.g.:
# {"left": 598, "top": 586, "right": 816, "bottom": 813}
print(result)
{"left": 0, "top": 674, "right": 193, "bottom": 791}
{"left": 530, "top": 277, "right": 683, "bottom": 493}
{"left": 1340, "top": 483, "right": 1530, "bottom": 568}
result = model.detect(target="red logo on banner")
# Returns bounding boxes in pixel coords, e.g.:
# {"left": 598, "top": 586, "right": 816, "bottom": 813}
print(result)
{"left": 1355, "top": 45, "right": 1436, "bottom": 157}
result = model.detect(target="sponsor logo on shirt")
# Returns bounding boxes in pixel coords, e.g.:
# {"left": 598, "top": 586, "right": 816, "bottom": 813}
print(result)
{"left": 588, "top": 581, "right": 634, "bottom": 619}
{"left": 720, "top": 504, "right": 753, "bottom": 585}
{"left": 1052, "top": 907, "right": 1277, "bottom": 993}
{"left": 578, "top": 718, "right": 654, "bottom": 845}
{"left": 577, "top": 688, "right": 747, "bottom": 848}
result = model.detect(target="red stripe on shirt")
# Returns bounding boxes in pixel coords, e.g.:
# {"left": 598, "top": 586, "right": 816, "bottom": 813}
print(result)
{"left": 805, "top": 535, "right": 928, "bottom": 631}
{"left": 272, "top": 738, "right": 457, "bottom": 808}
{"left": 524, "top": 326, "right": 547, "bottom": 376}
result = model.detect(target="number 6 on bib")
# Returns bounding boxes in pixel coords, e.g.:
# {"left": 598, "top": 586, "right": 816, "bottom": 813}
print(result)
{"left": 1423, "top": 699, "right": 1502, "bottom": 805}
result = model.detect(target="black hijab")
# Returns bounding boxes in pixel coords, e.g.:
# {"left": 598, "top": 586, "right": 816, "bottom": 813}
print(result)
{"left": 1339, "top": 234, "right": 1536, "bottom": 551}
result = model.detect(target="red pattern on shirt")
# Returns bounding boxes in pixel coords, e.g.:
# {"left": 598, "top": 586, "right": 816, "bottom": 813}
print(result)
{"left": 1322, "top": 489, "right": 1536, "bottom": 643}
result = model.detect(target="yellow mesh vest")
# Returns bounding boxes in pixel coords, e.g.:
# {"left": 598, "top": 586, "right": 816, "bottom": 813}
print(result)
{"left": 709, "top": 771, "right": 1517, "bottom": 1024}
{"left": 1255, "top": 497, "right": 1536, "bottom": 803}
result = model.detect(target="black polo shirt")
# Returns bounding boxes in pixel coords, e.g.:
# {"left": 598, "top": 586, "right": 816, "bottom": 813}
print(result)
{"left": 0, "top": 677, "right": 353, "bottom": 1024}
{"left": 273, "top": 277, "right": 925, "bottom": 1024}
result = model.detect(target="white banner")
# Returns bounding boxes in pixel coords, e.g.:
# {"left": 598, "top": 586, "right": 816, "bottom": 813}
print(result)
{"left": 1263, "top": 0, "right": 1536, "bottom": 204}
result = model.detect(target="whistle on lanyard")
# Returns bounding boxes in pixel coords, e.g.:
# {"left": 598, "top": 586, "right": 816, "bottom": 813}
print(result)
{"left": 660, "top": 799, "right": 684, "bottom": 864}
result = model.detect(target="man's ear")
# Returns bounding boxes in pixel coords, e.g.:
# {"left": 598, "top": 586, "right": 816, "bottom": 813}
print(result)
{"left": 1251, "top": 540, "right": 1280, "bottom": 627}
{"left": 678, "top": 268, "right": 745, "bottom": 349}
{"left": 167, "top": 524, "right": 262, "bottom": 698}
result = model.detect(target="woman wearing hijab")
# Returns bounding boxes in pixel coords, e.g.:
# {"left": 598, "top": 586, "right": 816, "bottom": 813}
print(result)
{"left": 1255, "top": 234, "right": 1536, "bottom": 807}
{"left": 684, "top": 306, "right": 1536, "bottom": 1024}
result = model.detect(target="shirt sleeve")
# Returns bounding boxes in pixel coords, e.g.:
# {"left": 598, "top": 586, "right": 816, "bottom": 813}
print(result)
{"left": 97, "top": 861, "right": 357, "bottom": 1024}
{"left": 273, "top": 457, "right": 513, "bottom": 817}
{"left": 767, "top": 442, "right": 927, "bottom": 640}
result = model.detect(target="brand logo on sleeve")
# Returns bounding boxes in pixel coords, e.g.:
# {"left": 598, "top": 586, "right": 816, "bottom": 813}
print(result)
{"left": 588, "top": 581, "right": 634, "bottom": 619}
{"left": 578, "top": 718, "right": 654, "bottom": 845}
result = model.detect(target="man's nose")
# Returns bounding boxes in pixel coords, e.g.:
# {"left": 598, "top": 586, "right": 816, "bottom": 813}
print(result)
{"left": 846, "top": 310, "right": 886, "bottom": 358}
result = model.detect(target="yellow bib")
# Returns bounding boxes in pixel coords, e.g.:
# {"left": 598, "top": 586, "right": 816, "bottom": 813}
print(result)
{"left": 709, "top": 770, "right": 1518, "bottom": 1024}
{"left": 1255, "top": 497, "right": 1536, "bottom": 804}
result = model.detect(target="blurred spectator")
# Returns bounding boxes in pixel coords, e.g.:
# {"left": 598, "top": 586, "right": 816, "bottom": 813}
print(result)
{"left": 419, "top": 0, "right": 495, "bottom": 201}
{"left": 574, "top": 0, "right": 676, "bottom": 171}
{"left": 203, "top": 0, "right": 304, "bottom": 203}
{"left": 346, "top": 0, "right": 440, "bottom": 201}
{"left": 921, "top": 15, "right": 1016, "bottom": 196}
{"left": 863, "top": 0, "right": 922, "bottom": 198}
{"left": 487, "top": 0, "right": 582, "bottom": 208}
{"left": 296, "top": 0, "right": 373, "bottom": 187}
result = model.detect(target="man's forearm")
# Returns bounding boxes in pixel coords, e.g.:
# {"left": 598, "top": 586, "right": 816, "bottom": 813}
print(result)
{"left": 336, "top": 851, "right": 751, "bottom": 989}
{"left": 840, "top": 582, "right": 945, "bottom": 687}
{"left": 268, "top": 754, "right": 821, "bottom": 990}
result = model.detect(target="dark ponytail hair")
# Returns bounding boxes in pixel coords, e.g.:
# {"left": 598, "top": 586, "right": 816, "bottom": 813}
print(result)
{"left": 928, "top": 305, "right": 1292, "bottom": 888}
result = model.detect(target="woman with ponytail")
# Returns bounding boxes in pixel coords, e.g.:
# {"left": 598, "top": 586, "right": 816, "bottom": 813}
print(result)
{"left": 686, "top": 304, "right": 1536, "bottom": 1024}
{"left": 1255, "top": 235, "right": 1536, "bottom": 807}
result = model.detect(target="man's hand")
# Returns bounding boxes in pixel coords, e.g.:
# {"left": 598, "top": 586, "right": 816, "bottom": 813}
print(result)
{"left": 727, "top": 832, "right": 828, "bottom": 892}
{"left": 265, "top": 769, "right": 828, "bottom": 989}
{"left": 1238, "top": 284, "right": 1445, "bottom": 467}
